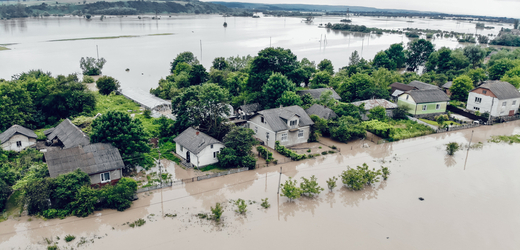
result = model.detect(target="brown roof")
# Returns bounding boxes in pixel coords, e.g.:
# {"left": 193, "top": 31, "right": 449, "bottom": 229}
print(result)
{"left": 45, "top": 143, "right": 124, "bottom": 178}
{"left": 474, "top": 81, "right": 520, "bottom": 100}
{"left": 390, "top": 82, "right": 417, "bottom": 92}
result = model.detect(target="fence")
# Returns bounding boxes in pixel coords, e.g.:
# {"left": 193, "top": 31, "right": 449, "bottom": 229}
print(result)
{"left": 137, "top": 181, "right": 174, "bottom": 193}
{"left": 487, "top": 114, "right": 520, "bottom": 125}
{"left": 436, "top": 123, "right": 481, "bottom": 133}
{"left": 196, "top": 167, "right": 249, "bottom": 181}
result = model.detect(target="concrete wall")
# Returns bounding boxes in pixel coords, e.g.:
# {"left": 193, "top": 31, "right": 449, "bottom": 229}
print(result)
{"left": 176, "top": 141, "right": 224, "bottom": 167}
{"left": 89, "top": 169, "right": 122, "bottom": 185}
{"left": 249, "top": 115, "right": 277, "bottom": 149}
{"left": 398, "top": 94, "right": 447, "bottom": 116}
{"left": 1, "top": 134, "right": 36, "bottom": 152}
{"left": 466, "top": 92, "right": 520, "bottom": 117}
{"left": 275, "top": 126, "right": 311, "bottom": 148}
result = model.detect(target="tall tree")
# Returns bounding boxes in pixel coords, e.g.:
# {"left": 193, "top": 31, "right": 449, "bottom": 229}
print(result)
{"left": 406, "top": 39, "right": 434, "bottom": 71}
{"left": 318, "top": 59, "right": 334, "bottom": 75}
{"left": 262, "top": 73, "right": 296, "bottom": 108}
{"left": 80, "top": 57, "right": 106, "bottom": 76}
{"left": 463, "top": 45, "right": 486, "bottom": 68}
{"left": 276, "top": 91, "right": 302, "bottom": 107}
{"left": 247, "top": 47, "right": 298, "bottom": 92}
{"left": 385, "top": 43, "right": 406, "bottom": 69}
{"left": 450, "top": 75, "right": 474, "bottom": 102}
{"left": 338, "top": 73, "right": 376, "bottom": 102}
{"left": 0, "top": 81, "right": 34, "bottom": 130}
{"left": 218, "top": 126, "right": 257, "bottom": 168}
{"left": 96, "top": 76, "right": 120, "bottom": 95}
{"left": 188, "top": 64, "right": 209, "bottom": 86}
{"left": 373, "top": 51, "right": 396, "bottom": 70}
{"left": 170, "top": 52, "right": 199, "bottom": 73}
{"left": 212, "top": 57, "right": 229, "bottom": 70}
{"left": 309, "top": 71, "right": 331, "bottom": 89}
{"left": 91, "top": 110, "right": 151, "bottom": 166}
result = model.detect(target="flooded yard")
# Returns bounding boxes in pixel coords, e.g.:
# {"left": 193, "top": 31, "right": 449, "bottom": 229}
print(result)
{"left": 1, "top": 121, "right": 520, "bottom": 249}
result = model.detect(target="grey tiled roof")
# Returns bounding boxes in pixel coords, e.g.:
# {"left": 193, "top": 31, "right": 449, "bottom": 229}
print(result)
{"left": 351, "top": 99, "right": 398, "bottom": 110}
{"left": 442, "top": 81, "right": 453, "bottom": 89}
{"left": 408, "top": 81, "right": 439, "bottom": 90}
{"left": 47, "top": 119, "right": 90, "bottom": 149}
{"left": 297, "top": 88, "right": 341, "bottom": 100}
{"left": 239, "top": 103, "right": 262, "bottom": 114}
{"left": 43, "top": 128, "right": 55, "bottom": 136}
{"left": 305, "top": 104, "right": 337, "bottom": 120}
{"left": 0, "top": 125, "right": 37, "bottom": 144}
{"left": 475, "top": 80, "right": 520, "bottom": 100}
{"left": 407, "top": 89, "right": 450, "bottom": 103}
{"left": 256, "top": 105, "right": 314, "bottom": 132}
{"left": 390, "top": 82, "right": 417, "bottom": 92}
{"left": 45, "top": 143, "right": 124, "bottom": 178}
{"left": 173, "top": 127, "right": 222, "bottom": 154}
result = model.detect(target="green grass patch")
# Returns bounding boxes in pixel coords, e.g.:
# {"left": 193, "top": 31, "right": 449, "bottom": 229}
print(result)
{"left": 147, "top": 33, "right": 174, "bottom": 36}
{"left": 149, "top": 139, "right": 181, "bottom": 164}
{"left": 48, "top": 35, "right": 138, "bottom": 42}
{"left": 488, "top": 134, "right": 520, "bottom": 144}
{"left": 388, "top": 119, "right": 434, "bottom": 141}
{"left": 0, "top": 46, "right": 10, "bottom": 51}
{"left": 198, "top": 164, "right": 225, "bottom": 172}
{"left": 93, "top": 92, "right": 142, "bottom": 114}
{"left": 419, "top": 119, "right": 460, "bottom": 127}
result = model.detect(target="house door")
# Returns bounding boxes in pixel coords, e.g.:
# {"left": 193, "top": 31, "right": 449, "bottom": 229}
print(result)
{"left": 509, "top": 110, "right": 515, "bottom": 116}
{"left": 186, "top": 151, "right": 190, "bottom": 163}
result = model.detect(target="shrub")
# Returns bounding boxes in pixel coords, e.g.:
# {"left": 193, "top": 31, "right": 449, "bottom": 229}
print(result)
{"left": 381, "top": 166, "right": 390, "bottom": 180}
{"left": 47, "top": 246, "right": 58, "bottom": 250}
{"left": 64, "top": 234, "right": 76, "bottom": 242}
{"left": 143, "top": 109, "right": 151, "bottom": 119}
{"left": 260, "top": 198, "right": 270, "bottom": 209}
{"left": 326, "top": 176, "right": 337, "bottom": 191}
{"left": 42, "top": 209, "right": 58, "bottom": 219}
{"left": 235, "top": 199, "right": 247, "bottom": 214}
{"left": 340, "top": 163, "right": 383, "bottom": 190}
{"left": 211, "top": 203, "right": 223, "bottom": 222}
{"left": 0, "top": 179, "right": 11, "bottom": 211}
{"left": 80, "top": 57, "right": 106, "bottom": 76}
{"left": 275, "top": 141, "right": 307, "bottom": 161}
{"left": 300, "top": 175, "right": 324, "bottom": 197}
{"left": 96, "top": 76, "right": 120, "bottom": 95}
{"left": 280, "top": 177, "right": 302, "bottom": 201}
{"left": 446, "top": 142, "right": 460, "bottom": 155}
{"left": 363, "top": 120, "right": 395, "bottom": 138}
{"left": 321, "top": 151, "right": 328, "bottom": 155}
{"left": 256, "top": 146, "right": 274, "bottom": 163}
{"left": 82, "top": 75, "right": 95, "bottom": 83}
{"left": 129, "top": 218, "right": 146, "bottom": 228}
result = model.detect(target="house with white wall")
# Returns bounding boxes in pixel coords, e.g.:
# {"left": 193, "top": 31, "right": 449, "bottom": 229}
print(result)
{"left": 0, "top": 125, "right": 38, "bottom": 152}
{"left": 466, "top": 81, "right": 520, "bottom": 117}
{"left": 247, "top": 105, "right": 314, "bottom": 149}
{"left": 397, "top": 89, "right": 450, "bottom": 117}
{"left": 173, "top": 127, "right": 224, "bottom": 168}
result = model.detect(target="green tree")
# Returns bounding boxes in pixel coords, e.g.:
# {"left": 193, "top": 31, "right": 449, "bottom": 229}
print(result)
{"left": 51, "top": 169, "right": 90, "bottom": 210}
{"left": 280, "top": 177, "right": 302, "bottom": 201}
{"left": 393, "top": 105, "right": 410, "bottom": 120}
{"left": 385, "top": 43, "right": 406, "bottom": 69}
{"left": 0, "top": 179, "right": 11, "bottom": 211}
{"left": 326, "top": 176, "right": 337, "bottom": 191}
{"left": 247, "top": 47, "right": 298, "bottom": 92}
{"left": 0, "top": 81, "right": 34, "bottom": 131}
{"left": 488, "top": 58, "right": 519, "bottom": 80}
{"left": 170, "top": 52, "right": 199, "bottom": 73}
{"left": 300, "top": 175, "right": 324, "bottom": 197}
{"left": 501, "top": 65, "right": 520, "bottom": 89}
{"left": 329, "top": 116, "right": 366, "bottom": 142}
{"left": 372, "top": 68, "right": 403, "bottom": 90}
{"left": 80, "top": 57, "right": 106, "bottom": 75}
{"left": 467, "top": 68, "right": 488, "bottom": 86}
{"left": 212, "top": 57, "right": 228, "bottom": 70}
{"left": 340, "top": 167, "right": 365, "bottom": 191}
{"left": 70, "top": 186, "right": 98, "bottom": 217}
{"left": 338, "top": 73, "right": 376, "bottom": 101}
{"left": 406, "top": 39, "right": 434, "bottom": 71}
{"left": 100, "top": 177, "right": 138, "bottom": 211}
{"left": 262, "top": 72, "right": 296, "bottom": 108}
{"left": 368, "top": 106, "right": 388, "bottom": 121}
{"left": 91, "top": 110, "right": 151, "bottom": 166}
{"left": 463, "top": 45, "right": 486, "bottom": 68}
{"left": 234, "top": 198, "right": 247, "bottom": 214}
{"left": 318, "top": 90, "right": 337, "bottom": 108}
{"left": 276, "top": 91, "right": 302, "bottom": 107}
{"left": 349, "top": 50, "right": 361, "bottom": 66}
{"left": 446, "top": 142, "right": 460, "bottom": 155}
{"left": 309, "top": 71, "right": 331, "bottom": 89}
{"left": 332, "top": 102, "right": 361, "bottom": 119}
{"left": 373, "top": 51, "right": 396, "bottom": 70}
{"left": 450, "top": 75, "right": 474, "bottom": 102}
{"left": 173, "top": 62, "right": 192, "bottom": 76}
{"left": 318, "top": 59, "right": 334, "bottom": 75}
{"left": 218, "top": 126, "right": 257, "bottom": 168}
{"left": 211, "top": 202, "right": 223, "bottom": 222}
{"left": 96, "top": 76, "right": 120, "bottom": 95}
{"left": 188, "top": 64, "right": 209, "bottom": 86}
{"left": 21, "top": 178, "right": 53, "bottom": 215}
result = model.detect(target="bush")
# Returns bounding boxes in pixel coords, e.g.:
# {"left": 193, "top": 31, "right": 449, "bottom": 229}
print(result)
{"left": 326, "top": 176, "right": 337, "bottom": 191}
{"left": 280, "top": 177, "right": 302, "bottom": 201}
{"left": 0, "top": 179, "right": 11, "bottom": 211}
{"left": 256, "top": 146, "right": 274, "bottom": 163}
{"left": 300, "top": 175, "right": 324, "bottom": 197}
{"left": 42, "top": 209, "right": 58, "bottom": 219}
{"left": 446, "top": 142, "right": 460, "bottom": 155}
{"left": 234, "top": 199, "right": 247, "bottom": 214}
{"left": 82, "top": 75, "right": 95, "bottom": 83}
{"left": 260, "top": 198, "right": 270, "bottom": 209}
{"left": 80, "top": 57, "right": 106, "bottom": 76}
{"left": 129, "top": 218, "right": 146, "bottom": 228}
{"left": 275, "top": 141, "right": 307, "bottom": 161}
{"left": 363, "top": 120, "right": 395, "bottom": 138}
{"left": 340, "top": 164, "right": 383, "bottom": 190}
{"left": 64, "top": 234, "right": 75, "bottom": 242}
{"left": 96, "top": 76, "right": 120, "bottom": 95}
{"left": 211, "top": 202, "right": 223, "bottom": 222}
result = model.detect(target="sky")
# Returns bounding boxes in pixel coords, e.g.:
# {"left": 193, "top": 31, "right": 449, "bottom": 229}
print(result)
{"left": 207, "top": 0, "right": 520, "bottom": 18}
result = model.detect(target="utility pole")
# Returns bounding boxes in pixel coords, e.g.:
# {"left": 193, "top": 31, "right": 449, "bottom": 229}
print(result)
{"left": 464, "top": 130, "right": 474, "bottom": 170}
{"left": 277, "top": 167, "right": 282, "bottom": 194}
{"left": 96, "top": 45, "right": 99, "bottom": 60}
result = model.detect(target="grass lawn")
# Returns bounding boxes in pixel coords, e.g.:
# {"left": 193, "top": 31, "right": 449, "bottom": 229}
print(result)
{"left": 419, "top": 118, "right": 461, "bottom": 127}
{"left": 198, "top": 164, "right": 227, "bottom": 172}
{"left": 388, "top": 119, "right": 435, "bottom": 141}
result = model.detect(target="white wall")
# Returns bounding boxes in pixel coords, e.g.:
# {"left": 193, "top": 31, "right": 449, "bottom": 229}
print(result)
{"left": 89, "top": 169, "right": 122, "bottom": 185}
{"left": 1, "top": 134, "right": 36, "bottom": 152}
{"left": 276, "top": 126, "right": 311, "bottom": 148}
{"left": 176, "top": 141, "right": 224, "bottom": 167}
{"left": 467, "top": 92, "right": 520, "bottom": 117}
{"left": 248, "top": 115, "right": 276, "bottom": 149}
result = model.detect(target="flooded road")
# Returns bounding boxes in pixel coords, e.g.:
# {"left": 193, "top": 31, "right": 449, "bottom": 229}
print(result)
{"left": 1, "top": 15, "right": 511, "bottom": 92}
{"left": 1, "top": 121, "right": 520, "bottom": 249}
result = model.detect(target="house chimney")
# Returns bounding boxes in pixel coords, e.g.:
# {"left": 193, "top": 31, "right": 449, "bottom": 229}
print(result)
{"left": 196, "top": 131, "right": 199, "bottom": 136}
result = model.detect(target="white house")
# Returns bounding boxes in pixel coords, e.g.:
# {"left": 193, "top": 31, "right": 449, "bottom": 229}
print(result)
{"left": 466, "top": 81, "right": 520, "bottom": 117}
{"left": 247, "top": 105, "right": 314, "bottom": 149}
{"left": 0, "top": 125, "right": 38, "bottom": 152}
{"left": 173, "top": 127, "right": 224, "bottom": 168}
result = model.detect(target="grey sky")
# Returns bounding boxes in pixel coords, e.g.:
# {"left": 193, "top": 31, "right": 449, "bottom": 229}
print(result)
{"left": 208, "top": 0, "right": 520, "bottom": 18}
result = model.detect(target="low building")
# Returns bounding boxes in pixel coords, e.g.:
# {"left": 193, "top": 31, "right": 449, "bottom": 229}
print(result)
{"left": 46, "top": 119, "right": 90, "bottom": 149}
{"left": 466, "top": 80, "right": 520, "bottom": 117}
{"left": 45, "top": 143, "right": 125, "bottom": 186}
{"left": 398, "top": 89, "right": 450, "bottom": 117}
{"left": 248, "top": 105, "right": 314, "bottom": 149}
{"left": 351, "top": 99, "right": 398, "bottom": 120}
{"left": 408, "top": 80, "right": 439, "bottom": 90}
{"left": 237, "top": 103, "right": 262, "bottom": 120}
{"left": 173, "top": 127, "right": 224, "bottom": 168}
{"left": 441, "top": 81, "right": 453, "bottom": 96}
{"left": 390, "top": 82, "right": 417, "bottom": 101}
{"left": 296, "top": 88, "right": 341, "bottom": 101}
{"left": 305, "top": 104, "right": 337, "bottom": 120}
{"left": 0, "top": 125, "right": 38, "bottom": 152}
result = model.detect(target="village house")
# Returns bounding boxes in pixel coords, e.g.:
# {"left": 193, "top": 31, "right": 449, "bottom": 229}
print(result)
{"left": 466, "top": 80, "right": 520, "bottom": 117}
{"left": 45, "top": 143, "right": 125, "bottom": 186}
{"left": 389, "top": 82, "right": 418, "bottom": 101}
{"left": 398, "top": 89, "right": 450, "bottom": 117}
{"left": 173, "top": 127, "right": 225, "bottom": 168}
{"left": 45, "top": 119, "right": 90, "bottom": 149}
{"left": 248, "top": 105, "right": 314, "bottom": 149}
{"left": 0, "top": 125, "right": 37, "bottom": 152}
{"left": 351, "top": 99, "right": 398, "bottom": 120}
{"left": 408, "top": 80, "right": 440, "bottom": 90}
{"left": 296, "top": 88, "right": 342, "bottom": 101}
{"left": 441, "top": 81, "right": 453, "bottom": 96}
{"left": 305, "top": 104, "right": 338, "bottom": 120}
{"left": 237, "top": 103, "right": 262, "bottom": 120}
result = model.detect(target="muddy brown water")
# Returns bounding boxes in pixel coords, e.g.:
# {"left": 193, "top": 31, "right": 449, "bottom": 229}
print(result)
{"left": 1, "top": 121, "right": 520, "bottom": 249}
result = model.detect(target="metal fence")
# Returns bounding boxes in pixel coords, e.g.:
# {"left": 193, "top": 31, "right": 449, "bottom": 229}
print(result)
{"left": 195, "top": 167, "right": 249, "bottom": 181}
{"left": 137, "top": 181, "right": 173, "bottom": 193}
{"left": 436, "top": 123, "right": 481, "bottom": 133}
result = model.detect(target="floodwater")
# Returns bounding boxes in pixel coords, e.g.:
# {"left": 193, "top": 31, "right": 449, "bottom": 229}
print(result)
{"left": 1, "top": 121, "right": 519, "bottom": 249}
{"left": 0, "top": 15, "right": 512, "bottom": 92}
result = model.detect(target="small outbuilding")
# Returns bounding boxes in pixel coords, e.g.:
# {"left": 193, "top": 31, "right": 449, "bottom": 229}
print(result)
{"left": 46, "top": 119, "right": 90, "bottom": 149}
{"left": 305, "top": 104, "right": 338, "bottom": 120}
{"left": 351, "top": 99, "right": 398, "bottom": 120}
{"left": 0, "top": 125, "right": 38, "bottom": 152}
{"left": 45, "top": 143, "right": 125, "bottom": 186}
{"left": 173, "top": 127, "right": 224, "bottom": 168}
{"left": 297, "top": 88, "right": 341, "bottom": 101}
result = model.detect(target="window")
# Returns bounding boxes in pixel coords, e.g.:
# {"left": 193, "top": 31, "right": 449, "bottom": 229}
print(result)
{"left": 436, "top": 104, "right": 440, "bottom": 110}
{"left": 502, "top": 101, "right": 507, "bottom": 107}
{"left": 213, "top": 152, "right": 217, "bottom": 158}
{"left": 261, "top": 116, "right": 265, "bottom": 123}
{"left": 422, "top": 105, "right": 427, "bottom": 111}
{"left": 211, "top": 144, "right": 214, "bottom": 149}
{"left": 281, "top": 133, "right": 288, "bottom": 141}
{"left": 180, "top": 145, "right": 183, "bottom": 152}
{"left": 16, "top": 141, "right": 22, "bottom": 147}
{"left": 475, "top": 97, "right": 482, "bottom": 103}
{"left": 266, "top": 132, "right": 270, "bottom": 139}
{"left": 473, "top": 107, "right": 480, "bottom": 111}
{"left": 482, "top": 90, "right": 487, "bottom": 94}
{"left": 406, "top": 95, "right": 409, "bottom": 100}
{"left": 513, "top": 101, "right": 517, "bottom": 106}
{"left": 101, "top": 172, "right": 111, "bottom": 183}
{"left": 298, "top": 130, "right": 304, "bottom": 138}
{"left": 255, "top": 126, "right": 258, "bottom": 133}
{"left": 290, "top": 120, "right": 297, "bottom": 127}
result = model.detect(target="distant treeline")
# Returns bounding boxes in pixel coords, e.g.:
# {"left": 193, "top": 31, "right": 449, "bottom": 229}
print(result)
{"left": 332, "top": 11, "right": 517, "bottom": 24}
{"left": 0, "top": 1, "right": 230, "bottom": 19}
{"left": 491, "top": 29, "right": 520, "bottom": 47}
